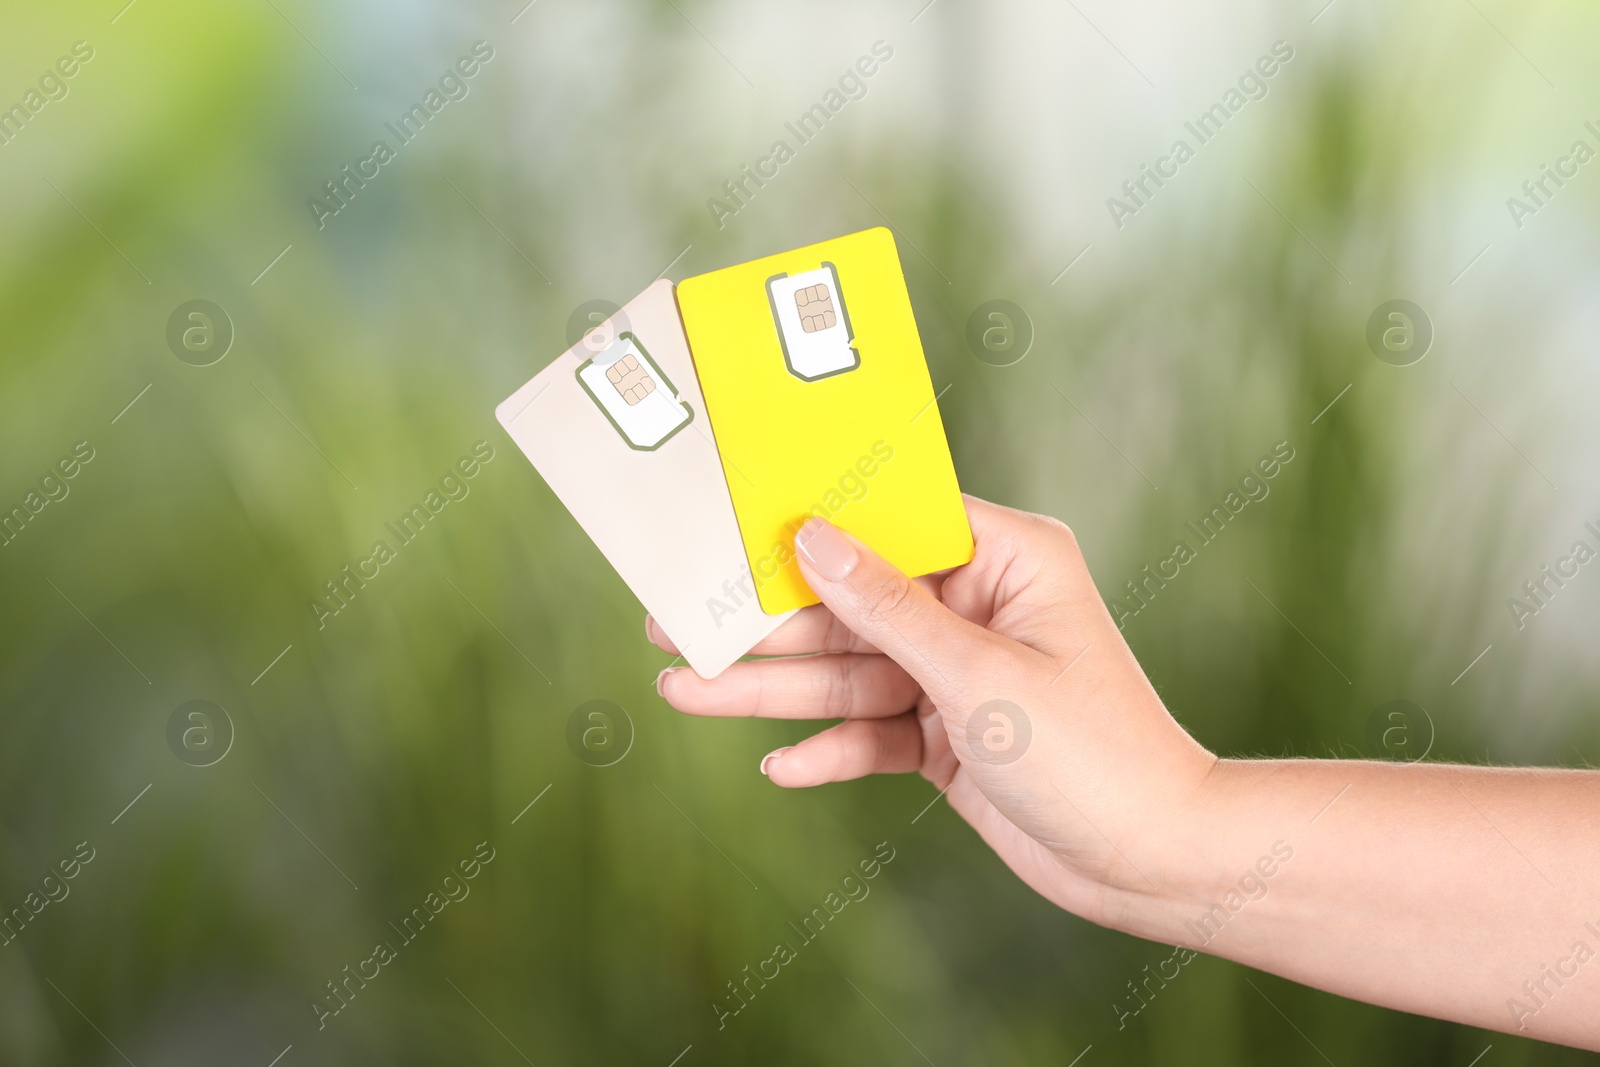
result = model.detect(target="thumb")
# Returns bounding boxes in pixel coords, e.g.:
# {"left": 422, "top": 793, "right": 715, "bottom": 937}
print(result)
{"left": 792, "top": 517, "right": 1011, "bottom": 709}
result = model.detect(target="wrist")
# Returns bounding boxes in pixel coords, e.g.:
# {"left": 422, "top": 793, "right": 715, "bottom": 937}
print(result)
{"left": 1105, "top": 756, "right": 1335, "bottom": 960}
{"left": 1092, "top": 756, "right": 1267, "bottom": 946}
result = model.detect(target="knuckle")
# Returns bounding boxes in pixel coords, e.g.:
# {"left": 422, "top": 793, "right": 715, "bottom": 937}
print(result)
{"left": 749, "top": 664, "right": 767, "bottom": 711}
{"left": 1030, "top": 513, "right": 1080, "bottom": 553}
{"left": 839, "top": 721, "right": 884, "bottom": 769}
{"left": 824, "top": 610, "right": 857, "bottom": 652}
{"left": 821, "top": 657, "right": 857, "bottom": 717}
{"left": 856, "top": 571, "right": 916, "bottom": 626}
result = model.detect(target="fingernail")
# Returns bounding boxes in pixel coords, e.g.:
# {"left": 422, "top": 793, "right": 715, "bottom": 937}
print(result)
{"left": 795, "top": 519, "right": 858, "bottom": 582}
{"left": 655, "top": 668, "right": 676, "bottom": 697}
{"left": 644, "top": 616, "right": 656, "bottom": 643}
{"left": 760, "top": 746, "right": 793, "bottom": 776}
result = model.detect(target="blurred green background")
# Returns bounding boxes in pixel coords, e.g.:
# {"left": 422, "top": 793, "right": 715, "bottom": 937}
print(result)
{"left": 2, "top": 0, "right": 1598, "bottom": 1063}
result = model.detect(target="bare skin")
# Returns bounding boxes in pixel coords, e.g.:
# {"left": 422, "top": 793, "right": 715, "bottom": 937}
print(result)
{"left": 649, "top": 496, "right": 1600, "bottom": 1050}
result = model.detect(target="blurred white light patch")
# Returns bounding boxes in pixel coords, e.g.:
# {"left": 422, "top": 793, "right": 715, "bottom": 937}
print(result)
{"left": 767, "top": 263, "right": 859, "bottom": 381}
{"left": 576, "top": 334, "right": 692, "bottom": 450}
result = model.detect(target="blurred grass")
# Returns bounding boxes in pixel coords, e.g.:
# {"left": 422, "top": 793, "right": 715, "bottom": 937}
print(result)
{"left": 1, "top": 0, "right": 1597, "bottom": 1064}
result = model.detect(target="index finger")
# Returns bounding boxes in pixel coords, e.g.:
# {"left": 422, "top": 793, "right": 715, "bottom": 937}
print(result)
{"left": 645, "top": 573, "right": 946, "bottom": 658}
{"left": 645, "top": 607, "right": 871, "bottom": 657}
{"left": 793, "top": 518, "right": 1016, "bottom": 710}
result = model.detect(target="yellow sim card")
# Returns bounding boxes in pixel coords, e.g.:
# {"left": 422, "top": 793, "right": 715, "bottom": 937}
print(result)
{"left": 676, "top": 227, "right": 973, "bottom": 614}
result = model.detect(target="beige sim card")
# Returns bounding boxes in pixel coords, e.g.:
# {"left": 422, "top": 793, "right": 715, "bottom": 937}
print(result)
{"left": 494, "top": 280, "right": 794, "bottom": 678}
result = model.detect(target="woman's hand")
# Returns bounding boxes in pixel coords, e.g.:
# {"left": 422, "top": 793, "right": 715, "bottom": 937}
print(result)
{"left": 652, "top": 495, "right": 1600, "bottom": 1049}
{"left": 648, "top": 495, "right": 1216, "bottom": 928}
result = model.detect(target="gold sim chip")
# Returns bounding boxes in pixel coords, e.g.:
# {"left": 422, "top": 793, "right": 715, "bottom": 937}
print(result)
{"left": 795, "top": 283, "right": 838, "bottom": 333}
{"left": 605, "top": 353, "right": 657, "bottom": 405}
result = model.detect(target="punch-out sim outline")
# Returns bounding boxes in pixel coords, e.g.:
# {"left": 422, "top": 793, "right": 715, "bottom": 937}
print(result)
{"left": 765, "top": 260, "right": 860, "bottom": 382}
{"left": 574, "top": 332, "right": 694, "bottom": 451}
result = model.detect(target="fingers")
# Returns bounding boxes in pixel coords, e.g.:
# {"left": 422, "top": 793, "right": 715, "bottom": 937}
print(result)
{"left": 939, "top": 495, "right": 1105, "bottom": 658}
{"left": 746, "top": 605, "right": 880, "bottom": 656}
{"left": 793, "top": 518, "right": 1013, "bottom": 708}
{"left": 760, "top": 713, "right": 923, "bottom": 787}
{"left": 658, "top": 653, "right": 920, "bottom": 720}
{"left": 957, "top": 495, "right": 1087, "bottom": 598}
{"left": 646, "top": 607, "right": 864, "bottom": 659}
{"left": 644, "top": 615, "right": 682, "bottom": 655}
{"left": 963, "top": 492, "right": 1062, "bottom": 544}
{"left": 645, "top": 572, "right": 944, "bottom": 658}
{"left": 647, "top": 607, "right": 877, "bottom": 657}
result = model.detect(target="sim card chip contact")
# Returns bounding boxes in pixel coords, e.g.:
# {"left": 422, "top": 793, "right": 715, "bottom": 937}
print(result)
{"left": 795, "top": 283, "right": 837, "bottom": 332}
{"left": 605, "top": 354, "right": 657, "bottom": 405}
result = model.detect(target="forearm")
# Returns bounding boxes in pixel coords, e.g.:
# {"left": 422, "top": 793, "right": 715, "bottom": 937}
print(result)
{"left": 1113, "top": 758, "right": 1600, "bottom": 1048}
{"left": 710, "top": 505, "right": 1600, "bottom": 1047}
